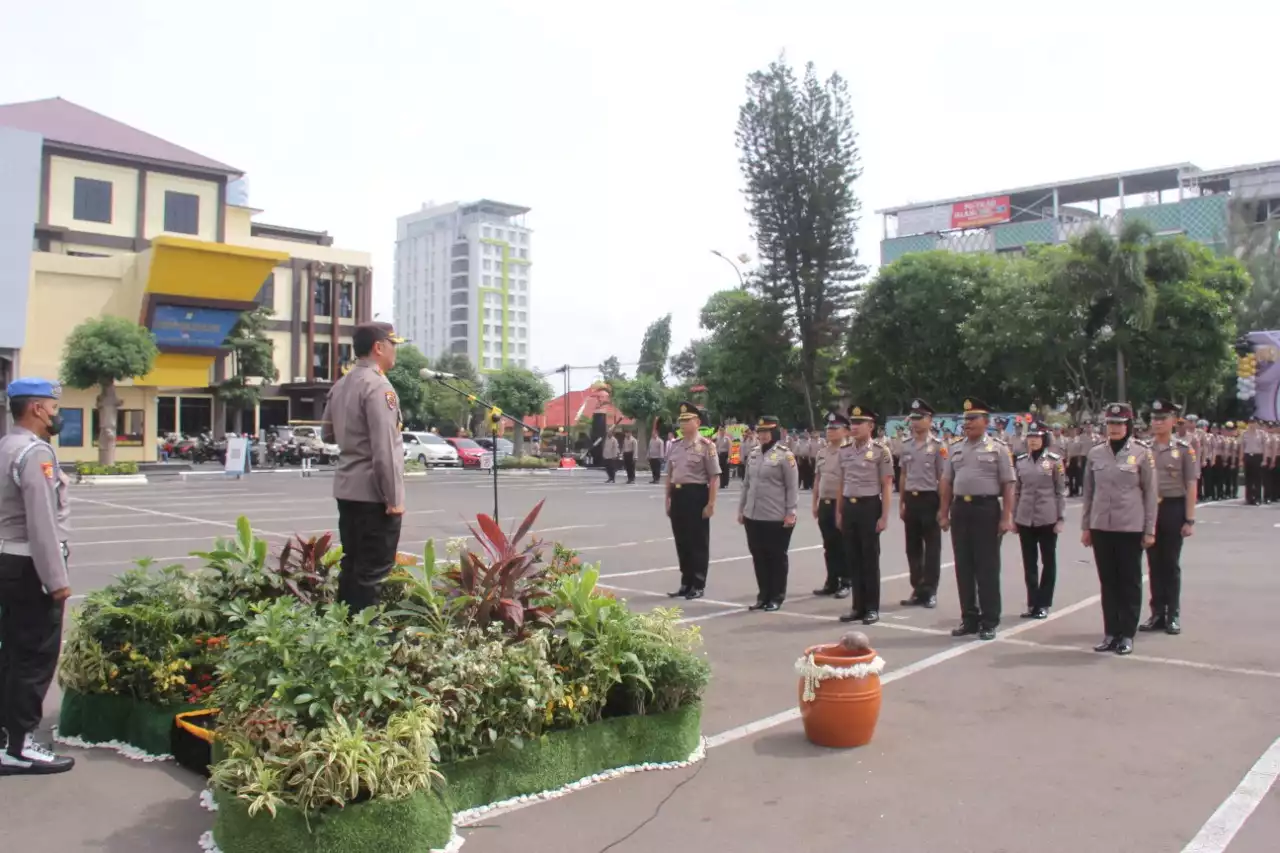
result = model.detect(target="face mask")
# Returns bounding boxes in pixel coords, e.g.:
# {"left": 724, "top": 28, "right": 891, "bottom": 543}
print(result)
{"left": 46, "top": 412, "right": 64, "bottom": 436}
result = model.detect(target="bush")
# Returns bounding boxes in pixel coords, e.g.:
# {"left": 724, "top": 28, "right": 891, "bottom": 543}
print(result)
{"left": 498, "top": 455, "right": 551, "bottom": 469}
{"left": 76, "top": 461, "right": 139, "bottom": 476}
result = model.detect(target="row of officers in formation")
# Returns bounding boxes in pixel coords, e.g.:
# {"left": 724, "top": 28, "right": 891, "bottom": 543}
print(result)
{"left": 662, "top": 397, "right": 1280, "bottom": 656}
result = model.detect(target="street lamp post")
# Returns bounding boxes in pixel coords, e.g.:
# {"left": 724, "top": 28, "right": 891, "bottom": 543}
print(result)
{"left": 710, "top": 250, "right": 745, "bottom": 288}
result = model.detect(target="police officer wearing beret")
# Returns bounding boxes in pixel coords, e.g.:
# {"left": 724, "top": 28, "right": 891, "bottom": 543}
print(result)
{"left": 666, "top": 402, "right": 720, "bottom": 599}
{"left": 739, "top": 416, "right": 799, "bottom": 611}
{"left": 1142, "top": 399, "right": 1197, "bottom": 636}
{"left": 322, "top": 322, "right": 406, "bottom": 613}
{"left": 898, "top": 398, "right": 945, "bottom": 609}
{"left": 811, "top": 413, "right": 850, "bottom": 598}
{"left": 835, "top": 405, "right": 894, "bottom": 625}
{"left": 939, "top": 397, "right": 1016, "bottom": 641}
{"left": 1081, "top": 402, "right": 1158, "bottom": 656}
{"left": 1012, "top": 420, "right": 1065, "bottom": 620}
{"left": 0, "top": 378, "right": 75, "bottom": 774}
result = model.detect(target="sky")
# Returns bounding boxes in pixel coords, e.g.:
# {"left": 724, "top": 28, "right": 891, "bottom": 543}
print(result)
{"left": 5, "top": 1, "right": 1277, "bottom": 391}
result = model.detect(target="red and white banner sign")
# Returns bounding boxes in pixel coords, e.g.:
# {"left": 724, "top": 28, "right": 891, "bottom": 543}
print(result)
{"left": 950, "top": 195, "right": 1011, "bottom": 229}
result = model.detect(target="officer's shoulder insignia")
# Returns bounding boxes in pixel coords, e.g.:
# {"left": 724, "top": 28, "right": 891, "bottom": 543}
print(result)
{"left": 40, "top": 460, "right": 55, "bottom": 480}
{"left": 385, "top": 390, "right": 398, "bottom": 410}
{"left": 699, "top": 436, "right": 714, "bottom": 446}
{"left": 1015, "top": 452, "right": 1028, "bottom": 460}
{"left": 949, "top": 436, "right": 964, "bottom": 445}
{"left": 991, "top": 436, "right": 1009, "bottom": 445}
{"left": 1046, "top": 450, "right": 1062, "bottom": 460}
{"left": 1174, "top": 437, "right": 1191, "bottom": 448}
{"left": 787, "top": 452, "right": 797, "bottom": 467}
{"left": 1136, "top": 439, "right": 1152, "bottom": 448}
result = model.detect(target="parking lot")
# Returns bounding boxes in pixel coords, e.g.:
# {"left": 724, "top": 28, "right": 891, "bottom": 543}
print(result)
{"left": 5, "top": 468, "right": 1279, "bottom": 852}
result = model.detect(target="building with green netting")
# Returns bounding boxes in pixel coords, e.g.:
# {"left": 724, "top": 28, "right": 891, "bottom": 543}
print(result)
{"left": 876, "top": 160, "right": 1280, "bottom": 264}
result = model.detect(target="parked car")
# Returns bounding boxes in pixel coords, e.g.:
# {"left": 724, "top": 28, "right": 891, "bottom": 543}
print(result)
{"left": 402, "top": 431, "right": 460, "bottom": 467}
{"left": 474, "top": 437, "right": 514, "bottom": 460}
{"left": 445, "top": 437, "right": 494, "bottom": 469}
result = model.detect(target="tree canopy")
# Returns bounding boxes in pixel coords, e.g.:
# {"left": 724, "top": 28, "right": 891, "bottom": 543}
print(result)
{"left": 485, "top": 366, "right": 554, "bottom": 455}
{"left": 636, "top": 314, "right": 672, "bottom": 381}
{"left": 385, "top": 344, "right": 431, "bottom": 430}
{"left": 61, "top": 316, "right": 159, "bottom": 463}
{"left": 217, "top": 306, "right": 278, "bottom": 434}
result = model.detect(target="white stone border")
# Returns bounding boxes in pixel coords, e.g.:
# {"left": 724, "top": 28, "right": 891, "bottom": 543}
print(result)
{"left": 51, "top": 728, "right": 172, "bottom": 762}
{"left": 196, "top": 736, "right": 706, "bottom": 853}
{"left": 76, "top": 474, "right": 149, "bottom": 485}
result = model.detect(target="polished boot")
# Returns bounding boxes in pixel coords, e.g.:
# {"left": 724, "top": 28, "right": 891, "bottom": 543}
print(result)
{"left": 668, "top": 586, "right": 691, "bottom": 598}
{"left": 762, "top": 602, "right": 781, "bottom": 612}
{"left": 1020, "top": 608, "right": 1038, "bottom": 618}
{"left": 922, "top": 595, "right": 937, "bottom": 609}
{"left": 1094, "top": 636, "right": 1119, "bottom": 652}
{"left": 684, "top": 588, "right": 704, "bottom": 600}
{"left": 900, "top": 595, "right": 923, "bottom": 607}
{"left": 839, "top": 610, "right": 864, "bottom": 623}
{"left": 813, "top": 585, "right": 839, "bottom": 596}
{"left": 833, "top": 585, "right": 852, "bottom": 599}
{"left": 1115, "top": 637, "right": 1134, "bottom": 655}
{"left": 1138, "top": 612, "right": 1166, "bottom": 632}
{"left": 1034, "top": 607, "right": 1048, "bottom": 619}
{"left": 1166, "top": 615, "right": 1181, "bottom": 635}
{"left": 862, "top": 610, "right": 880, "bottom": 626}
{"left": 978, "top": 628, "right": 996, "bottom": 641}
{"left": 951, "top": 624, "right": 979, "bottom": 637}
{"left": 747, "top": 599, "right": 768, "bottom": 611}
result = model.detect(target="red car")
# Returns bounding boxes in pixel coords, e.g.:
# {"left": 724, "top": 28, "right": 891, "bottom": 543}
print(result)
{"left": 445, "top": 437, "right": 493, "bottom": 468}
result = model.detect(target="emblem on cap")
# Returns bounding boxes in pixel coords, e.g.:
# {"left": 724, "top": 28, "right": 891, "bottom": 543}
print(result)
{"left": 911, "top": 399, "right": 920, "bottom": 409}
{"left": 852, "top": 406, "right": 862, "bottom": 417}
{"left": 963, "top": 400, "right": 972, "bottom": 411}
{"left": 1153, "top": 401, "right": 1162, "bottom": 411}
{"left": 827, "top": 413, "right": 837, "bottom": 423}
{"left": 680, "top": 404, "right": 690, "bottom": 414}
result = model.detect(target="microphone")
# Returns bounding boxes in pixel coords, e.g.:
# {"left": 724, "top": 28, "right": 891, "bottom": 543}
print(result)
{"left": 420, "top": 368, "right": 457, "bottom": 380}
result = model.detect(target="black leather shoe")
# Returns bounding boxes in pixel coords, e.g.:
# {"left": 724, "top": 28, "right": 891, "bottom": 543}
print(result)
{"left": 833, "top": 585, "right": 852, "bottom": 599}
{"left": 1138, "top": 614, "right": 1166, "bottom": 632}
{"left": 900, "top": 596, "right": 922, "bottom": 607}
{"left": 1020, "top": 608, "right": 1037, "bottom": 619}
{"left": 923, "top": 595, "right": 937, "bottom": 609}
{"left": 1115, "top": 637, "right": 1134, "bottom": 655}
{"left": 978, "top": 628, "right": 996, "bottom": 641}
{"left": 813, "top": 586, "right": 838, "bottom": 596}
{"left": 862, "top": 611, "right": 880, "bottom": 625}
{"left": 1094, "top": 636, "right": 1118, "bottom": 652}
{"left": 668, "top": 586, "right": 691, "bottom": 598}
{"left": 747, "top": 600, "right": 767, "bottom": 611}
{"left": 1034, "top": 607, "right": 1049, "bottom": 619}
{"left": 951, "top": 624, "right": 979, "bottom": 637}
{"left": 838, "top": 611, "right": 863, "bottom": 623}
{"left": 685, "top": 588, "right": 704, "bottom": 600}
{"left": 762, "top": 602, "right": 781, "bottom": 612}
{"left": 1166, "top": 616, "right": 1181, "bottom": 635}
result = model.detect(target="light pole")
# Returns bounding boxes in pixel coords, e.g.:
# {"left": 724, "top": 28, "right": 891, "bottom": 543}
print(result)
{"left": 710, "top": 250, "right": 745, "bottom": 288}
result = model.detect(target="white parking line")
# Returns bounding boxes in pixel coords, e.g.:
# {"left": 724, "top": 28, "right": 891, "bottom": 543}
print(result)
{"left": 1182, "top": 736, "right": 1280, "bottom": 852}
{"left": 599, "top": 544, "right": 824, "bottom": 579}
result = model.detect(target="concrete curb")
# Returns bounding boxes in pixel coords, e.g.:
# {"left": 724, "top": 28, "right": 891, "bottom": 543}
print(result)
{"left": 76, "top": 474, "right": 149, "bottom": 486}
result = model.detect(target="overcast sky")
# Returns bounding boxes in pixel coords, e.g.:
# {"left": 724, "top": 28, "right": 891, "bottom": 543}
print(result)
{"left": 5, "top": 1, "right": 1276, "bottom": 390}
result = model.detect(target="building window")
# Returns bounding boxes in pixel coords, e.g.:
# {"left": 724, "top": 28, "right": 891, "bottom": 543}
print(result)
{"left": 257, "top": 273, "right": 275, "bottom": 309}
{"left": 157, "top": 396, "right": 177, "bottom": 435}
{"left": 57, "top": 408, "right": 85, "bottom": 447}
{"left": 338, "top": 281, "right": 354, "bottom": 318}
{"left": 91, "top": 409, "right": 145, "bottom": 446}
{"left": 451, "top": 323, "right": 468, "bottom": 338}
{"left": 337, "top": 342, "right": 353, "bottom": 372}
{"left": 313, "top": 341, "right": 332, "bottom": 381}
{"left": 483, "top": 275, "right": 492, "bottom": 285}
{"left": 163, "top": 191, "right": 200, "bottom": 235}
{"left": 450, "top": 340, "right": 468, "bottom": 354}
{"left": 450, "top": 290, "right": 469, "bottom": 306}
{"left": 450, "top": 307, "right": 467, "bottom": 321}
{"left": 313, "top": 278, "right": 332, "bottom": 316}
{"left": 73, "top": 177, "right": 112, "bottom": 224}
{"left": 519, "top": 248, "right": 527, "bottom": 259}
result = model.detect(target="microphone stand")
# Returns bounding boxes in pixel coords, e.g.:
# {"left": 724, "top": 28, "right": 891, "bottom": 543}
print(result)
{"left": 421, "top": 374, "right": 541, "bottom": 522}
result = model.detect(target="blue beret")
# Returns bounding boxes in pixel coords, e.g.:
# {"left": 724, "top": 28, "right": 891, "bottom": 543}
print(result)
{"left": 6, "top": 377, "right": 62, "bottom": 399}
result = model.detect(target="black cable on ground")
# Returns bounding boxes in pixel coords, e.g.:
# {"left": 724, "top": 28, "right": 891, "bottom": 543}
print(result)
{"left": 595, "top": 752, "right": 708, "bottom": 853}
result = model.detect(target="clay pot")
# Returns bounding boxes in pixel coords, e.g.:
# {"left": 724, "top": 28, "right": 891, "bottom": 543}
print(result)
{"left": 797, "top": 643, "right": 882, "bottom": 748}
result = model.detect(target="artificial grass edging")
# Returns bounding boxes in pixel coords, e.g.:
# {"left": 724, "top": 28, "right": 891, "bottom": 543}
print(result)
{"left": 56, "top": 688, "right": 186, "bottom": 759}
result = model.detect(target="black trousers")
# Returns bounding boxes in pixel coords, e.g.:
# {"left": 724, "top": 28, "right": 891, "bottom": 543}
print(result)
{"left": 903, "top": 491, "right": 942, "bottom": 599}
{"left": 1244, "top": 454, "right": 1262, "bottom": 505}
{"left": 950, "top": 497, "right": 1002, "bottom": 630}
{"left": 744, "top": 518, "right": 794, "bottom": 604}
{"left": 840, "top": 495, "right": 882, "bottom": 614}
{"left": 649, "top": 458, "right": 663, "bottom": 483}
{"left": 1066, "top": 458, "right": 1083, "bottom": 497}
{"left": 0, "top": 554, "right": 65, "bottom": 741}
{"left": 604, "top": 459, "right": 618, "bottom": 482}
{"left": 816, "top": 498, "right": 847, "bottom": 589}
{"left": 670, "top": 484, "right": 711, "bottom": 590}
{"left": 1146, "top": 497, "right": 1186, "bottom": 618}
{"left": 797, "top": 457, "right": 811, "bottom": 491}
{"left": 1017, "top": 524, "right": 1057, "bottom": 609}
{"left": 718, "top": 453, "right": 730, "bottom": 488}
{"left": 623, "top": 452, "right": 636, "bottom": 483}
{"left": 336, "top": 499, "right": 403, "bottom": 613}
{"left": 1091, "top": 529, "right": 1144, "bottom": 639}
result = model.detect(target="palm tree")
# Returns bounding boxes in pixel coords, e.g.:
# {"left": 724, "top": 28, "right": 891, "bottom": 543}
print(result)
{"left": 1063, "top": 219, "right": 1156, "bottom": 402}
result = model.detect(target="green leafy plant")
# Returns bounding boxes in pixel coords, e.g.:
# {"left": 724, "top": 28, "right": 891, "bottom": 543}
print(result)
{"left": 75, "top": 461, "right": 140, "bottom": 476}
{"left": 194, "top": 517, "right": 340, "bottom": 607}
{"left": 498, "top": 455, "right": 552, "bottom": 469}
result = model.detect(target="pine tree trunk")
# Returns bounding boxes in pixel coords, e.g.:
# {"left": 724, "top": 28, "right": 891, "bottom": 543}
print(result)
{"left": 511, "top": 424, "right": 524, "bottom": 457}
{"left": 97, "top": 381, "right": 118, "bottom": 465}
{"left": 1115, "top": 348, "right": 1127, "bottom": 403}
{"left": 233, "top": 407, "right": 244, "bottom": 435}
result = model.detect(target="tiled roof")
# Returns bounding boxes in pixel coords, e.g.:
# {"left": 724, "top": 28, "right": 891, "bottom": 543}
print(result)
{"left": 0, "top": 97, "right": 241, "bottom": 176}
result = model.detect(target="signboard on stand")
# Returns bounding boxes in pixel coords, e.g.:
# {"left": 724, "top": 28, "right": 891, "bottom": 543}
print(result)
{"left": 950, "top": 195, "right": 1011, "bottom": 229}
{"left": 224, "top": 436, "right": 250, "bottom": 477}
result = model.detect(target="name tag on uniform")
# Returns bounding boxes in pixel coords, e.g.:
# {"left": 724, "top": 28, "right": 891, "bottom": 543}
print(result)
{"left": 1126, "top": 455, "right": 1136, "bottom": 465}
{"left": 864, "top": 451, "right": 874, "bottom": 459}
{"left": 1041, "top": 460, "right": 1051, "bottom": 471}
{"left": 1171, "top": 450, "right": 1179, "bottom": 458}
{"left": 768, "top": 451, "right": 778, "bottom": 462}
{"left": 1118, "top": 464, "right": 1137, "bottom": 473}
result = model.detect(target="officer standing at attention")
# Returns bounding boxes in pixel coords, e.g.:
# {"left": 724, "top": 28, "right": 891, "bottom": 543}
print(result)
{"left": 622, "top": 430, "right": 638, "bottom": 484}
{"left": 898, "top": 399, "right": 945, "bottom": 609}
{"left": 666, "top": 402, "right": 720, "bottom": 599}
{"left": 715, "top": 426, "right": 732, "bottom": 489}
{"left": 647, "top": 431, "right": 665, "bottom": 484}
{"left": 739, "top": 416, "right": 799, "bottom": 611}
{"left": 1142, "top": 399, "right": 1197, "bottom": 636}
{"left": 835, "top": 405, "right": 894, "bottom": 625}
{"left": 938, "top": 397, "right": 1016, "bottom": 641}
{"left": 0, "top": 378, "right": 75, "bottom": 774}
{"left": 812, "top": 413, "right": 850, "bottom": 598}
{"left": 1012, "top": 420, "right": 1066, "bottom": 620}
{"left": 322, "top": 322, "right": 405, "bottom": 613}
{"left": 792, "top": 430, "right": 810, "bottom": 491}
{"left": 602, "top": 430, "right": 621, "bottom": 483}
{"left": 1081, "top": 402, "right": 1157, "bottom": 656}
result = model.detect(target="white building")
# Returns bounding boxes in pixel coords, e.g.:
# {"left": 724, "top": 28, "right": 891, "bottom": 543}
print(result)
{"left": 394, "top": 199, "right": 532, "bottom": 372}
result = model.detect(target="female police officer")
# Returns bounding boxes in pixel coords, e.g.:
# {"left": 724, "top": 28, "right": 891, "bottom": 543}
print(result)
{"left": 1081, "top": 402, "right": 1157, "bottom": 656}
{"left": 1013, "top": 420, "right": 1066, "bottom": 620}
{"left": 738, "top": 416, "right": 799, "bottom": 611}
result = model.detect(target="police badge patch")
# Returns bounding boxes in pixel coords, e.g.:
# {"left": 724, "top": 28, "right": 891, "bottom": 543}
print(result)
{"left": 385, "top": 391, "right": 398, "bottom": 410}
{"left": 40, "top": 461, "right": 55, "bottom": 480}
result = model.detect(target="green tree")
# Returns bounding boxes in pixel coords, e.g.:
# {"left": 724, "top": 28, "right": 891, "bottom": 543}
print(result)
{"left": 669, "top": 342, "right": 702, "bottom": 383}
{"left": 688, "top": 290, "right": 800, "bottom": 423}
{"left": 385, "top": 344, "right": 431, "bottom": 430}
{"left": 738, "top": 57, "right": 865, "bottom": 428}
{"left": 216, "top": 306, "right": 278, "bottom": 435}
{"left": 598, "top": 355, "right": 625, "bottom": 383}
{"left": 1228, "top": 199, "right": 1280, "bottom": 333}
{"left": 60, "top": 316, "right": 159, "bottom": 464}
{"left": 636, "top": 314, "right": 672, "bottom": 381}
{"left": 612, "top": 375, "right": 665, "bottom": 459}
{"left": 485, "top": 366, "right": 554, "bottom": 456}
{"left": 424, "top": 353, "right": 482, "bottom": 433}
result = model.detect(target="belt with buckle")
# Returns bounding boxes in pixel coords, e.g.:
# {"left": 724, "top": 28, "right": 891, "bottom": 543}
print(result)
{"left": 823, "top": 499, "right": 832, "bottom": 505}
{"left": 959, "top": 495, "right": 997, "bottom": 504}
{"left": 674, "top": 484, "right": 682, "bottom": 489}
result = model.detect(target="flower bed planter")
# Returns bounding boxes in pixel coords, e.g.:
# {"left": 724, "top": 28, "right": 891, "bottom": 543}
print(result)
{"left": 56, "top": 688, "right": 187, "bottom": 759}
{"left": 77, "top": 474, "right": 149, "bottom": 485}
{"left": 210, "top": 704, "right": 702, "bottom": 853}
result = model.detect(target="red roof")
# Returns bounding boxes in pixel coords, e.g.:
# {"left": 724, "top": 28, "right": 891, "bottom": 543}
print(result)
{"left": 530, "top": 387, "right": 634, "bottom": 430}
{"left": 0, "top": 97, "right": 241, "bottom": 176}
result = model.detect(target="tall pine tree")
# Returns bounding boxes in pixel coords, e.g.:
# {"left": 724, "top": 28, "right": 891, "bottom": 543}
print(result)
{"left": 737, "top": 57, "right": 864, "bottom": 427}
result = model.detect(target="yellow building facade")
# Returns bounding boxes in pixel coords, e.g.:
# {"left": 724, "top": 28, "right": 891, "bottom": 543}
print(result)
{"left": 0, "top": 98, "right": 374, "bottom": 463}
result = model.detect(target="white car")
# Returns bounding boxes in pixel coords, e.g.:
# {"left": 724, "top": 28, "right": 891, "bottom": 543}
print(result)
{"left": 403, "top": 431, "right": 461, "bottom": 467}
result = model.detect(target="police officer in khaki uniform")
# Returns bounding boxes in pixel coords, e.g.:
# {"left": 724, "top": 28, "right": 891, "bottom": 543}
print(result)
{"left": 939, "top": 397, "right": 1016, "bottom": 641}
{"left": 835, "top": 405, "right": 894, "bottom": 625}
{"left": 647, "top": 432, "right": 665, "bottom": 484}
{"left": 1066, "top": 426, "right": 1087, "bottom": 497}
{"left": 666, "top": 402, "right": 720, "bottom": 599}
{"left": 812, "top": 413, "right": 850, "bottom": 598}
{"left": 715, "top": 427, "right": 732, "bottom": 489}
{"left": 1141, "top": 399, "right": 1198, "bottom": 636}
{"left": 898, "top": 399, "right": 945, "bottom": 608}
{"left": 322, "top": 322, "right": 406, "bottom": 612}
{"left": 1242, "top": 418, "right": 1266, "bottom": 504}
{"left": 792, "top": 431, "right": 811, "bottom": 492}
{"left": 1013, "top": 420, "right": 1066, "bottom": 620}
{"left": 739, "top": 415, "right": 799, "bottom": 611}
{"left": 622, "top": 430, "right": 638, "bottom": 484}
{"left": 0, "top": 378, "right": 75, "bottom": 774}
{"left": 1081, "top": 402, "right": 1157, "bottom": 656}
{"left": 602, "top": 431, "right": 621, "bottom": 483}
